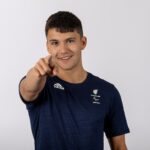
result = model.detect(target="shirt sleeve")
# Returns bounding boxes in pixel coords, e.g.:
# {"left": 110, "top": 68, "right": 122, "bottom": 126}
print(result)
{"left": 18, "top": 76, "right": 45, "bottom": 110}
{"left": 104, "top": 85, "right": 130, "bottom": 138}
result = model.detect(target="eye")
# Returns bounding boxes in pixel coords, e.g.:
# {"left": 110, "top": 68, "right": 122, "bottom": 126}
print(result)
{"left": 51, "top": 41, "right": 58, "bottom": 46}
{"left": 48, "top": 40, "right": 59, "bottom": 46}
{"left": 67, "top": 39, "right": 75, "bottom": 44}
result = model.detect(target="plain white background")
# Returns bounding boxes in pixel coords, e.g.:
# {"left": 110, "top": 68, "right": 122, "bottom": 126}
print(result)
{"left": 0, "top": 0, "right": 150, "bottom": 149}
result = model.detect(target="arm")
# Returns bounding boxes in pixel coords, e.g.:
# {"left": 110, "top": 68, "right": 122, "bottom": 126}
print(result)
{"left": 19, "top": 55, "right": 56, "bottom": 101}
{"left": 108, "top": 135, "right": 128, "bottom": 150}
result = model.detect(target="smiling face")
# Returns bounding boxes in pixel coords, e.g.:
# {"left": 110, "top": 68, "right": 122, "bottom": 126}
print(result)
{"left": 46, "top": 28, "right": 87, "bottom": 72}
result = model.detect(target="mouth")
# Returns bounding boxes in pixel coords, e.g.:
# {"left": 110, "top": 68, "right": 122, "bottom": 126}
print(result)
{"left": 58, "top": 55, "right": 73, "bottom": 60}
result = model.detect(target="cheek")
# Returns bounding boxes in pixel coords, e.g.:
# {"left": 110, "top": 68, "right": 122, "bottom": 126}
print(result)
{"left": 69, "top": 44, "right": 81, "bottom": 52}
{"left": 48, "top": 48, "right": 57, "bottom": 56}
{"left": 73, "top": 47, "right": 82, "bottom": 55}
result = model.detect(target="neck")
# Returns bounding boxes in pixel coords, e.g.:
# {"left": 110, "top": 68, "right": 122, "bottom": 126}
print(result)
{"left": 56, "top": 66, "right": 87, "bottom": 84}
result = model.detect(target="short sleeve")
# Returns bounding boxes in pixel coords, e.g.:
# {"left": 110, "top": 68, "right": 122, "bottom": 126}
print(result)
{"left": 104, "top": 85, "right": 130, "bottom": 138}
{"left": 18, "top": 76, "right": 45, "bottom": 110}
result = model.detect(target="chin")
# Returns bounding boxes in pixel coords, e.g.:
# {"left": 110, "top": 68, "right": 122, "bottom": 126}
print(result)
{"left": 58, "top": 64, "right": 77, "bottom": 71}
{"left": 60, "top": 66, "right": 74, "bottom": 71}
{"left": 56, "top": 60, "right": 80, "bottom": 71}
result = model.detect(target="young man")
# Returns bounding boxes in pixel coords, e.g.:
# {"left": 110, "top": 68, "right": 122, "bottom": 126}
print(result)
{"left": 19, "top": 11, "right": 129, "bottom": 150}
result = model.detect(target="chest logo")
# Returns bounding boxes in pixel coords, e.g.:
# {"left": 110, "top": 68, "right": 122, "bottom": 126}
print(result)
{"left": 53, "top": 83, "right": 65, "bottom": 90}
{"left": 91, "top": 89, "right": 101, "bottom": 104}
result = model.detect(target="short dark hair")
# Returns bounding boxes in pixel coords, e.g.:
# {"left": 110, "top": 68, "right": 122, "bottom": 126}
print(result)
{"left": 45, "top": 11, "right": 83, "bottom": 37}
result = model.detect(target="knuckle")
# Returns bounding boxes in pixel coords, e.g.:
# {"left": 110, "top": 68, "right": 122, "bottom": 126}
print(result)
{"left": 34, "top": 64, "right": 39, "bottom": 70}
{"left": 39, "top": 58, "right": 44, "bottom": 63}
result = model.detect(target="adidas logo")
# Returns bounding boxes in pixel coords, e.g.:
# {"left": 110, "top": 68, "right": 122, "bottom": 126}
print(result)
{"left": 53, "top": 83, "right": 65, "bottom": 90}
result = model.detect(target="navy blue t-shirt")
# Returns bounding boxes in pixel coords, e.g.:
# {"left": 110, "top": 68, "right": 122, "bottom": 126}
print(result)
{"left": 19, "top": 72, "right": 129, "bottom": 150}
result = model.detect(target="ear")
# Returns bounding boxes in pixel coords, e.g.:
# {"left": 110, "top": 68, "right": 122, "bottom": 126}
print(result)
{"left": 81, "top": 36, "right": 87, "bottom": 50}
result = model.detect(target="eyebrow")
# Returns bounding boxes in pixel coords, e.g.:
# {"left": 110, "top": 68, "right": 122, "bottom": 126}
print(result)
{"left": 48, "top": 39, "right": 58, "bottom": 42}
{"left": 66, "top": 37, "right": 76, "bottom": 40}
{"left": 48, "top": 37, "right": 76, "bottom": 42}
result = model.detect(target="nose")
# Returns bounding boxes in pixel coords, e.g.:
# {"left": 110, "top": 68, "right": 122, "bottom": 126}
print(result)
{"left": 59, "top": 43, "right": 69, "bottom": 53}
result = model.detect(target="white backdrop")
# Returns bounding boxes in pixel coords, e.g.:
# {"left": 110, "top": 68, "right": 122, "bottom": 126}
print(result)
{"left": 0, "top": 0, "right": 150, "bottom": 149}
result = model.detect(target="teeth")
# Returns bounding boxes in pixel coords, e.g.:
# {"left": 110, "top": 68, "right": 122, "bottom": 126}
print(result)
{"left": 61, "top": 56, "right": 71, "bottom": 60}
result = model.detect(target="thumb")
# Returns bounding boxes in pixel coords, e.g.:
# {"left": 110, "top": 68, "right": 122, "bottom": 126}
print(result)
{"left": 52, "top": 66, "right": 58, "bottom": 76}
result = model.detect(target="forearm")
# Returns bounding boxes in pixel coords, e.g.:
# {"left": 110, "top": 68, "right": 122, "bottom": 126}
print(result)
{"left": 110, "top": 145, "right": 128, "bottom": 150}
{"left": 20, "top": 68, "right": 46, "bottom": 101}
{"left": 19, "top": 55, "right": 55, "bottom": 101}
{"left": 109, "top": 135, "right": 128, "bottom": 150}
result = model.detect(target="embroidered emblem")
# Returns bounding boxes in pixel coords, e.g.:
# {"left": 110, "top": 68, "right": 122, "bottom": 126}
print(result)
{"left": 91, "top": 89, "right": 101, "bottom": 104}
{"left": 53, "top": 83, "right": 65, "bottom": 90}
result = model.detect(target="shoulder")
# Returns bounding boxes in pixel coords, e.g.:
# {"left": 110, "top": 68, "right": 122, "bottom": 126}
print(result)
{"left": 87, "top": 72, "right": 121, "bottom": 101}
{"left": 88, "top": 72, "right": 116, "bottom": 91}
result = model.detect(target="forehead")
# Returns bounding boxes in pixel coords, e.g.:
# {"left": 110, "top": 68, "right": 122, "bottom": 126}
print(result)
{"left": 47, "top": 28, "right": 80, "bottom": 40}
